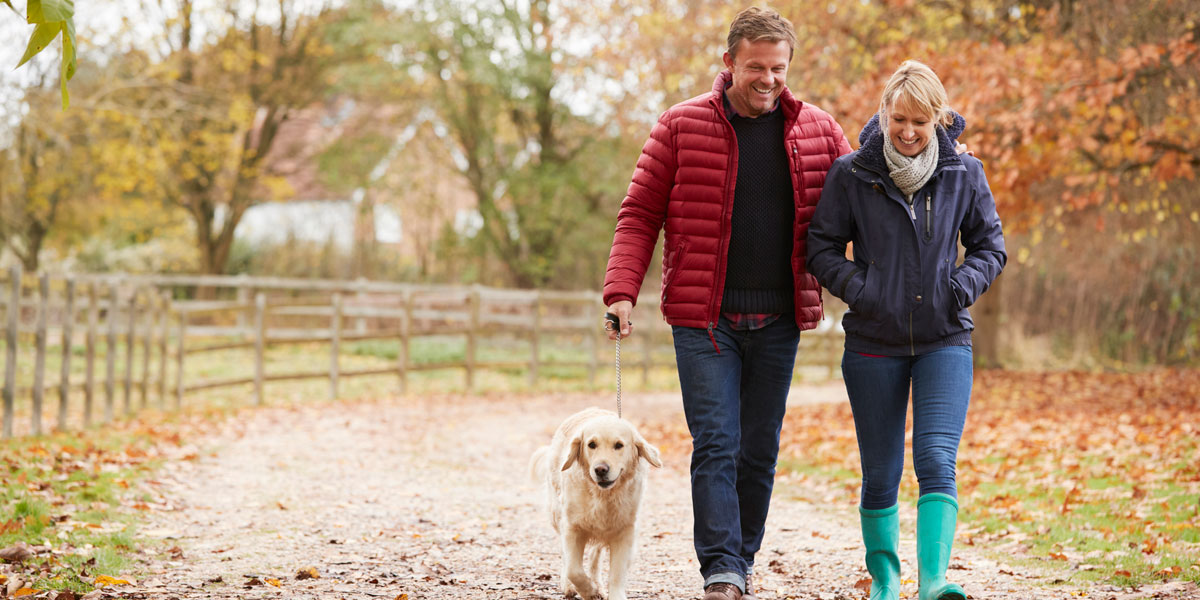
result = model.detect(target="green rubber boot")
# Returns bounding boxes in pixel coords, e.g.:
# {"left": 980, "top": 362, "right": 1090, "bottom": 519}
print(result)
{"left": 859, "top": 504, "right": 900, "bottom": 600}
{"left": 917, "top": 493, "right": 967, "bottom": 600}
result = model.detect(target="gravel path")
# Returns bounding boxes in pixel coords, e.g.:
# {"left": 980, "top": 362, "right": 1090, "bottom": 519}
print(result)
{"left": 119, "top": 388, "right": 1195, "bottom": 600}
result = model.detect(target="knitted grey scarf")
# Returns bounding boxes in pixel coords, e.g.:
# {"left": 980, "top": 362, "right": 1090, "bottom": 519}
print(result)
{"left": 882, "top": 131, "right": 937, "bottom": 197}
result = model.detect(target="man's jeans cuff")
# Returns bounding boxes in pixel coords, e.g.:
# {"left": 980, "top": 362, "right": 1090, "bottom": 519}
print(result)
{"left": 703, "top": 571, "right": 746, "bottom": 594}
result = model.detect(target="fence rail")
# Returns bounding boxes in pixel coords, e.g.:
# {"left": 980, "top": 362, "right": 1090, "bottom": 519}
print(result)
{"left": 1, "top": 268, "right": 846, "bottom": 438}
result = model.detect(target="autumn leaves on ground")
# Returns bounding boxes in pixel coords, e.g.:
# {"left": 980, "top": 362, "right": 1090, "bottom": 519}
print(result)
{"left": 2, "top": 370, "right": 1199, "bottom": 599}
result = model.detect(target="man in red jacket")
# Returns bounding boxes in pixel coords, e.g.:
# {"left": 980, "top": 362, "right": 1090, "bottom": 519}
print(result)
{"left": 602, "top": 7, "right": 851, "bottom": 600}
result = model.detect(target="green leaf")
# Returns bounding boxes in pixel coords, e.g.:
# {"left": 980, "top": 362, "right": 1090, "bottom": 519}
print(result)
{"left": 26, "top": 0, "right": 43, "bottom": 22}
{"left": 2, "top": 0, "right": 16, "bottom": 14}
{"left": 38, "top": 0, "right": 72, "bottom": 22}
{"left": 17, "top": 22, "right": 61, "bottom": 68}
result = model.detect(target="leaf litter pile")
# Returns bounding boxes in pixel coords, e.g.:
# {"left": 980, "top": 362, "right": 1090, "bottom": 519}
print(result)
{"left": 766, "top": 369, "right": 1200, "bottom": 587}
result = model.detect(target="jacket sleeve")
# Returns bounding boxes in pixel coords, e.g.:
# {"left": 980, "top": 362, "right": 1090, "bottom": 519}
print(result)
{"left": 806, "top": 159, "right": 865, "bottom": 305}
{"left": 951, "top": 159, "right": 1008, "bottom": 308}
{"left": 602, "top": 112, "right": 677, "bottom": 307}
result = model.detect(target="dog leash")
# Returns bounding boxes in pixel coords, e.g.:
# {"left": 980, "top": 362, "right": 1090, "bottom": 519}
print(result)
{"left": 604, "top": 313, "right": 623, "bottom": 418}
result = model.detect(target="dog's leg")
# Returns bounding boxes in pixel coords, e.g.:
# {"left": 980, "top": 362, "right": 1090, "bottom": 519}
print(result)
{"left": 587, "top": 545, "right": 603, "bottom": 587}
{"left": 563, "top": 529, "right": 598, "bottom": 599}
{"left": 606, "top": 530, "right": 635, "bottom": 600}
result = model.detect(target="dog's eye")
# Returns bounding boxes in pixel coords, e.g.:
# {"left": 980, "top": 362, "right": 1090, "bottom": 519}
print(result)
{"left": 587, "top": 441, "right": 597, "bottom": 449}
{"left": 614, "top": 442, "right": 624, "bottom": 450}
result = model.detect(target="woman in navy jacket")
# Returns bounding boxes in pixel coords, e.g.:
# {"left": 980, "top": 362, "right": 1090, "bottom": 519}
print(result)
{"left": 807, "top": 60, "right": 1006, "bottom": 600}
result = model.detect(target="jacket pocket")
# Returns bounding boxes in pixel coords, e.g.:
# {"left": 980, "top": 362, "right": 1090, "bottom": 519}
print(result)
{"left": 662, "top": 238, "right": 688, "bottom": 305}
{"left": 851, "top": 266, "right": 880, "bottom": 317}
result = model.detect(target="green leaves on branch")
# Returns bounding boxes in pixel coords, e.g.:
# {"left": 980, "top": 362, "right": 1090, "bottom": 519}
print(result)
{"left": 15, "top": 0, "right": 77, "bottom": 109}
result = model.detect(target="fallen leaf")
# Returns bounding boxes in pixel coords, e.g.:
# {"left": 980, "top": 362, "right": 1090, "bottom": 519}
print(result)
{"left": 1049, "top": 552, "right": 1068, "bottom": 561}
{"left": 296, "top": 567, "right": 320, "bottom": 580}
{"left": 853, "top": 577, "right": 872, "bottom": 591}
{"left": 0, "top": 544, "right": 33, "bottom": 562}
{"left": 266, "top": 578, "right": 282, "bottom": 587}
{"left": 13, "top": 588, "right": 37, "bottom": 598}
{"left": 94, "top": 575, "right": 132, "bottom": 586}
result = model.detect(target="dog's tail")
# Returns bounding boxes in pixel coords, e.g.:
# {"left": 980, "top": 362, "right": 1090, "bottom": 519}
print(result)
{"left": 529, "top": 445, "right": 550, "bottom": 483}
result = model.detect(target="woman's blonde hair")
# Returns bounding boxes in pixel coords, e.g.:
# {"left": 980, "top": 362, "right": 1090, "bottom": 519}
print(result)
{"left": 879, "top": 60, "right": 954, "bottom": 128}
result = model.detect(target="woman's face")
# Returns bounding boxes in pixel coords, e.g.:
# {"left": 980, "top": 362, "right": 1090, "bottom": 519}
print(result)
{"left": 885, "top": 95, "right": 936, "bottom": 157}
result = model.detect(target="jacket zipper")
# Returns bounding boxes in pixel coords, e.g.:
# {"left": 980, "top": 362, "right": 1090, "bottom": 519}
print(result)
{"left": 905, "top": 193, "right": 916, "bottom": 220}
{"left": 909, "top": 312, "right": 915, "bottom": 356}
{"left": 925, "top": 193, "right": 932, "bottom": 240}
{"left": 706, "top": 97, "right": 739, "bottom": 342}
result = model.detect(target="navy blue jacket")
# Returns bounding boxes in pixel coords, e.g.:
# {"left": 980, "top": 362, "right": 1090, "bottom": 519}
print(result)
{"left": 806, "top": 113, "right": 1007, "bottom": 355}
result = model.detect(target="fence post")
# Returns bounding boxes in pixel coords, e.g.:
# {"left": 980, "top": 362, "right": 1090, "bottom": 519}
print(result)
{"left": 3, "top": 265, "right": 21, "bottom": 439}
{"left": 588, "top": 301, "right": 600, "bottom": 390}
{"left": 254, "top": 293, "right": 266, "bottom": 406}
{"left": 235, "top": 273, "right": 250, "bottom": 339}
{"left": 466, "top": 288, "right": 479, "bottom": 391}
{"left": 529, "top": 292, "right": 541, "bottom": 387}
{"left": 140, "top": 288, "right": 153, "bottom": 409}
{"left": 32, "top": 273, "right": 50, "bottom": 436}
{"left": 175, "top": 311, "right": 186, "bottom": 409}
{"left": 355, "top": 277, "right": 367, "bottom": 334}
{"left": 399, "top": 290, "right": 411, "bottom": 396}
{"left": 58, "top": 277, "right": 76, "bottom": 432}
{"left": 85, "top": 281, "right": 97, "bottom": 427}
{"left": 158, "top": 291, "right": 170, "bottom": 407}
{"left": 124, "top": 288, "right": 136, "bottom": 416}
{"left": 330, "top": 293, "right": 342, "bottom": 401}
{"left": 105, "top": 283, "right": 118, "bottom": 423}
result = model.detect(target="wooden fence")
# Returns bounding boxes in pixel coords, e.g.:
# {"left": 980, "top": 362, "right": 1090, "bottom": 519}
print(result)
{"left": 1, "top": 268, "right": 846, "bottom": 438}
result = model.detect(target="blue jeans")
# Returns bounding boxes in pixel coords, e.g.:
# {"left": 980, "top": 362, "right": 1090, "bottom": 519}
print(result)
{"left": 672, "top": 315, "right": 800, "bottom": 590}
{"left": 841, "top": 346, "right": 973, "bottom": 510}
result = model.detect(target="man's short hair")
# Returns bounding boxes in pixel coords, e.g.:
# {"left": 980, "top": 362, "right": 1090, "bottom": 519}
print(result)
{"left": 727, "top": 7, "right": 797, "bottom": 61}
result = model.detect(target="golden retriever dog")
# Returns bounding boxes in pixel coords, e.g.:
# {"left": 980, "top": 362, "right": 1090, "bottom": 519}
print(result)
{"left": 530, "top": 407, "right": 662, "bottom": 600}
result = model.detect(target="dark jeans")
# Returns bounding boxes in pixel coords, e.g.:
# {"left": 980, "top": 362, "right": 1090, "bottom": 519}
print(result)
{"left": 672, "top": 315, "right": 800, "bottom": 590}
{"left": 841, "top": 346, "right": 973, "bottom": 510}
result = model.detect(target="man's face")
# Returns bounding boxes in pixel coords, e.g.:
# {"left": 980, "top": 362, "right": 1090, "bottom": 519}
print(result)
{"left": 722, "top": 38, "right": 791, "bottom": 118}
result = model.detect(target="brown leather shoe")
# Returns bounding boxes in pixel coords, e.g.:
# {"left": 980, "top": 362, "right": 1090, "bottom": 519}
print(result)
{"left": 703, "top": 582, "right": 743, "bottom": 600}
{"left": 743, "top": 576, "right": 759, "bottom": 600}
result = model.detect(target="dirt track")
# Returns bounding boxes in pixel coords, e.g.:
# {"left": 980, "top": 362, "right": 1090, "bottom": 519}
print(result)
{"left": 118, "top": 388, "right": 1195, "bottom": 600}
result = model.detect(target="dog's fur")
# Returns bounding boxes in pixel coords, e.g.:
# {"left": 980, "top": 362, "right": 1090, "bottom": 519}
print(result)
{"left": 530, "top": 408, "right": 662, "bottom": 600}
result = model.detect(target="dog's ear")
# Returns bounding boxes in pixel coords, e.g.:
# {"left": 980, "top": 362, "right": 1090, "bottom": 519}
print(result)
{"left": 561, "top": 435, "right": 583, "bottom": 471}
{"left": 635, "top": 431, "right": 663, "bottom": 468}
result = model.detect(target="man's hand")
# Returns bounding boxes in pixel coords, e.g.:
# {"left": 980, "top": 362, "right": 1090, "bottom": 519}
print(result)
{"left": 605, "top": 300, "right": 634, "bottom": 340}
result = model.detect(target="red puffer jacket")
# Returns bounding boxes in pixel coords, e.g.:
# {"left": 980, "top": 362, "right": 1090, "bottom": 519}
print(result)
{"left": 603, "top": 71, "right": 852, "bottom": 331}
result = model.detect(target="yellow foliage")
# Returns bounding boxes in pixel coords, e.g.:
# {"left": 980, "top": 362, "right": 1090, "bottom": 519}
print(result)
{"left": 94, "top": 575, "right": 131, "bottom": 586}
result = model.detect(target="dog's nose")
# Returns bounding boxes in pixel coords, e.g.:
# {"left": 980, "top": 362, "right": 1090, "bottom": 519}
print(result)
{"left": 594, "top": 464, "right": 609, "bottom": 479}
